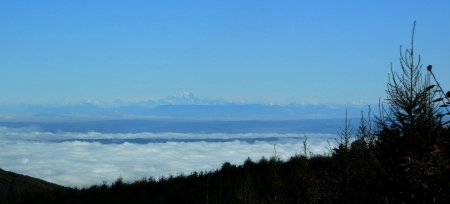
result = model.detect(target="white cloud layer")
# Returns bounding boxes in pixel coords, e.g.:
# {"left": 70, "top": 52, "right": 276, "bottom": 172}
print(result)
{"left": 0, "top": 127, "right": 336, "bottom": 187}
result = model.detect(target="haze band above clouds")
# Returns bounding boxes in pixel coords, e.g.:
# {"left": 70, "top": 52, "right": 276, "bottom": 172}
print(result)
{"left": 0, "top": 127, "right": 336, "bottom": 187}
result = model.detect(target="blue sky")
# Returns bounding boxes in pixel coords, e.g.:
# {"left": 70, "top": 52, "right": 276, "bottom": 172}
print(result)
{"left": 0, "top": 0, "right": 449, "bottom": 105}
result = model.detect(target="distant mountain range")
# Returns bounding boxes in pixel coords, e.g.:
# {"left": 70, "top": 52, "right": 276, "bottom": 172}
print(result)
{"left": 0, "top": 93, "right": 371, "bottom": 121}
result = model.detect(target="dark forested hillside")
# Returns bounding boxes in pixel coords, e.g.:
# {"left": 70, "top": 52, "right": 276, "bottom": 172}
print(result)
{"left": 0, "top": 169, "right": 64, "bottom": 193}
{"left": 0, "top": 156, "right": 388, "bottom": 204}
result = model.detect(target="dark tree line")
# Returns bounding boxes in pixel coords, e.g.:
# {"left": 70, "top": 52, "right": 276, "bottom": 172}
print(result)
{"left": 1, "top": 22, "right": 449, "bottom": 203}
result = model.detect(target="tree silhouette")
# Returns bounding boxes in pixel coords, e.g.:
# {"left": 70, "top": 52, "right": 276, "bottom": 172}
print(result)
{"left": 376, "top": 21, "right": 449, "bottom": 203}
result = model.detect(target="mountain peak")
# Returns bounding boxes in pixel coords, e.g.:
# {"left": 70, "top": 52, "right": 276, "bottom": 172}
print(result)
{"left": 179, "top": 91, "right": 195, "bottom": 98}
{"left": 162, "top": 92, "right": 199, "bottom": 105}
{"left": 156, "top": 92, "right": 231, "bottom": 106}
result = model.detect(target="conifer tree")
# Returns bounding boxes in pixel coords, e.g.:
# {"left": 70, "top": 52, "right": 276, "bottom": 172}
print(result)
{"left": 378, "top": 21, "right": 439, "bottom": 163}
{"left": 377, "top": 21, "right": 445, "bottom": 203}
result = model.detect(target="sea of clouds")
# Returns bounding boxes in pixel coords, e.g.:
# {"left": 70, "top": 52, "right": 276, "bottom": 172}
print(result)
{"left": 0, "top": 126, "right": 337, "bottom": 187}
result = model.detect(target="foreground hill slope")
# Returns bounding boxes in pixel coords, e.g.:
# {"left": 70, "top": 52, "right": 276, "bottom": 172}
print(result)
{"left": 0, "top": 168, "right": 64, "bottom": 193}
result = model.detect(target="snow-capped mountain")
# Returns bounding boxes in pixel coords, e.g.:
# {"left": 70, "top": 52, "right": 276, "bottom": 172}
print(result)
{"left": 0, "top": 93, "right": 370, "bottom": 121}
{"left": 142, "top": 92, "right": 231, "bottom": 106}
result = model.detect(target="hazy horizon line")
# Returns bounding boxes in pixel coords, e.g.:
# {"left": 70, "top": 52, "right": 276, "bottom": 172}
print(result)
{"left": 0, "top": 92, "right": 377, "bottom": 107}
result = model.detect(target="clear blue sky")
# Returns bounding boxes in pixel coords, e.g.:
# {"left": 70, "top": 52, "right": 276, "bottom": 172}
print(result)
{"left": 1, "top": 0, "right": 449, "bottom": 105}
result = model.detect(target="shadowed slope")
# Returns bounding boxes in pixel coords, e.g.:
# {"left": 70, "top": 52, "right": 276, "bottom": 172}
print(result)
{"left": 0, "top": 169, "right": 65, "bottom": 193}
